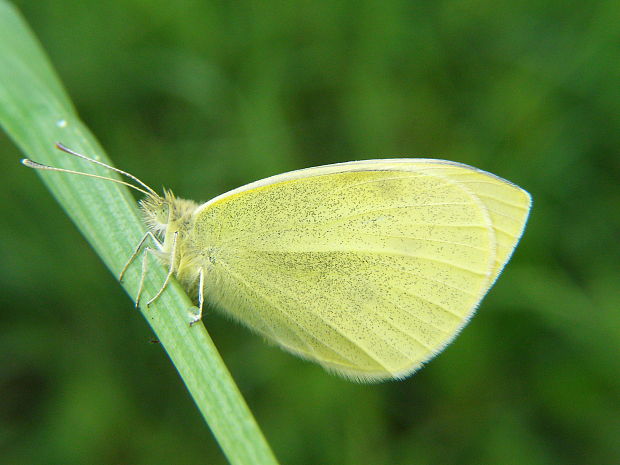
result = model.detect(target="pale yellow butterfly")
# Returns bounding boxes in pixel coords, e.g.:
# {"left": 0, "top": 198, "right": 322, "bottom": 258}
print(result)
{"left": 23, "top": 144, "right": 531, "bottom": 382}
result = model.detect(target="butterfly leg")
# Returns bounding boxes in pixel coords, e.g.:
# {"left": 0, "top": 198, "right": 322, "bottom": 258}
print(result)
{"left": 135, "top": 246, "right": 152, "bottom": 308}
{"left": 119, "top": 231, "right": 162, "bottom": 282}
{"left": 189, "top": 267, "right": 205, "bottom": 326}
{"left": 146, "top": 231, "right": 178, "bottom": 307}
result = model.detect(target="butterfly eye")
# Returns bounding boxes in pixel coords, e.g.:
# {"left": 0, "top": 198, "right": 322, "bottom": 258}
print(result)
{"left": 159, "top": 204, "right": 170, "bottom": 223}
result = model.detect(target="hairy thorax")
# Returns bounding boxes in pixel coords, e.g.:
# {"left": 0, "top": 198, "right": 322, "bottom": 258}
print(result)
{"left": 140, "top": 191, "right": 206, "bottom": 296}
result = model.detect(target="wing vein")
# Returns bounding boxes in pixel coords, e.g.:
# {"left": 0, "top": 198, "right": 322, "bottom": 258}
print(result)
{"left": 219, "top": 261, "right": 379, "bottom": 368}
{"left": 362, "top": 279, "right": 453, "bottom": 337}
{"left": 216, "top": 262, "right": 318, "bottom": 358}
{"left": 355, "top": 231, "right": 489, "bottom": 252}
{"left": 242, "top": 248, "right": 490, "bottom": 276}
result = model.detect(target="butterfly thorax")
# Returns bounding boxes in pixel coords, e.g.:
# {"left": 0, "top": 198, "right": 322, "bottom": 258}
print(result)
{"left": 140, "top": 190, "right": 202, "bottom": 292}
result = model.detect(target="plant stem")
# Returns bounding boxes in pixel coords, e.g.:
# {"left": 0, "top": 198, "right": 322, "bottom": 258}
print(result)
{"left": 0, "top": 2, "right": 279, "bottom": 464}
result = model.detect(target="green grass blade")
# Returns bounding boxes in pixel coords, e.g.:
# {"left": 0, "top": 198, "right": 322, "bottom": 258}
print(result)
{"left": 0, "top": 2, "right": 279, "bottom": 464}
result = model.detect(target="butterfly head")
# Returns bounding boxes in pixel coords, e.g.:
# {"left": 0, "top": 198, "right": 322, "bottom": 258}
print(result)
{"left": 140, "top": 189, "right": 199, "bottom": 239}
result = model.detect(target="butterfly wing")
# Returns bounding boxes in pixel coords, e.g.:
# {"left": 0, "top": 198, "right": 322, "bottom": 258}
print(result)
{"left": 194, "top": 160, "right": 531, "bottom": 381}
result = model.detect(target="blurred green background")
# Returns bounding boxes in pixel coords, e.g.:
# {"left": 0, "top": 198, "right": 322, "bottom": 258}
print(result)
{"left": 1, "top": 1, "right": 619, "bottom": 464}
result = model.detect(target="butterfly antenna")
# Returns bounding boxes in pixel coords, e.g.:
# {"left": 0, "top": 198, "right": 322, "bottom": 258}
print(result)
{"left": 21, "top": 158, "right": 153, "bottom": 197}
{"left": 54, "top": 142, "right": 158, "bottom": 196}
